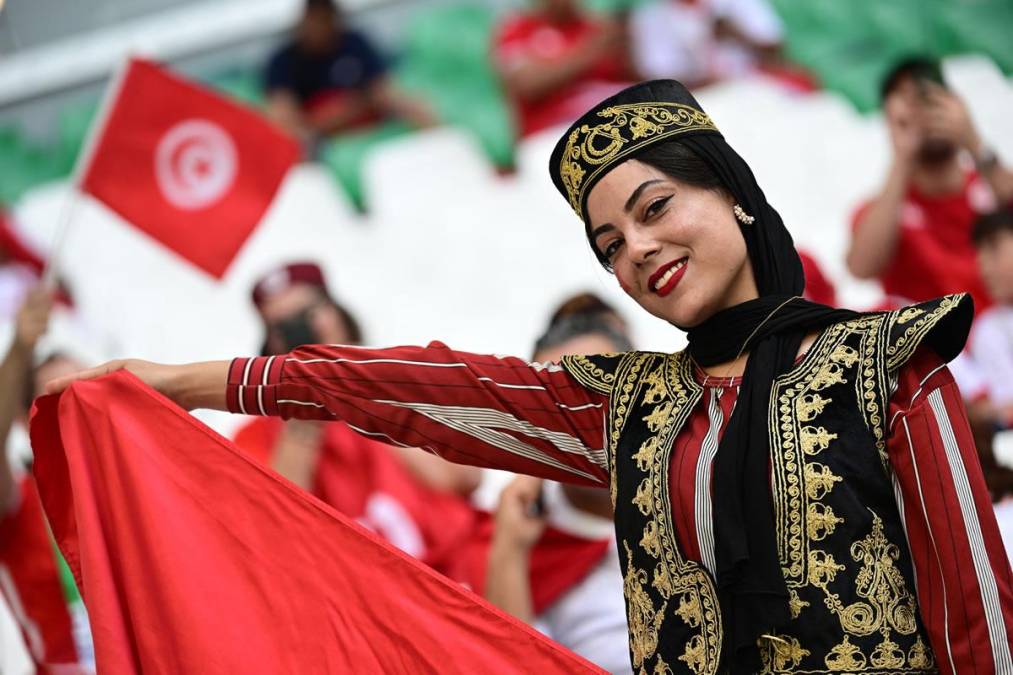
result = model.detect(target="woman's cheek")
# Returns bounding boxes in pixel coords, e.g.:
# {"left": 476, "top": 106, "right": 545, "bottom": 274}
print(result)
{"left": 616, "top": 270, "right": 634, "bottom": 296}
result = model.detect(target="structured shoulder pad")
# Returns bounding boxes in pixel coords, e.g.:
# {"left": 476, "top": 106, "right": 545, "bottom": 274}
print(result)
{"left": 559, "top": 352, "right": 630, "bottom": 396}
{"left": 883, "top": 293, "right": 973, "bottom": 371}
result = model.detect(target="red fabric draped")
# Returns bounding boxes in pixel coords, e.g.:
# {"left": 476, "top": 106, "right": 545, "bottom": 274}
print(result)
{"left": 29, "top": 372, "right": 603, "bottom": 674}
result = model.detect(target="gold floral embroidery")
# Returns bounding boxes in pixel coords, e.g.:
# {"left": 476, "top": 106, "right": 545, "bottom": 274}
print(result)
{"left": 643, "top": 400, "right": 674, "bottom": 432}
{"left": 623, "top": 541, "right": 668, "bottom": 668}
{"left": 653, "top": 656, "right": 674, "bottom": 675}
{"left": 811, "top": 362, "right": 846, "bottom": 390}
{"left": 558, "top": 103, "right": 718, "bottom": 213}
{"left": 871, "top": 637, "right": 906, "bottom": 670}
{"left": 675, "top": 592, "right": 702, "bottom": 627}
{"left": 807, "top": 550, "right": 845, "bottom": 588}
{"left": 641, "top": 519, "right": 662, "bottom": 558}
{"left": 633, "top": 478, "right": 654, "bottom": 516}
{"left": 843, "top": 512, "right": 919, "bottom": 638}
{"left": 643, "top": 369, "right": 668, "bottom": 404}
{"left": 806, "top": 503, "right": 843, "bottom": 541}
{"left": 796, "top": 393, "right": 831, "bottom": 421}
{"left": 908, "top": 637, "right": 934, "bottom": 669}
{"left": 800, "top": 425, "right": 838, "bottom": 455}
{"left": 787, "top": 589, "right": 809, "bottom": 619}
{"left": 829, "top": 344, "right": 860, "bottom": 368}
{"left": 759, "top": 635, "right": 810, "bottom": 673}
{"left": 804, "top": 463, "right": 842, "bottom": 500}
{"left": 825, "top": 636, "right": 866, "bottom": 670}
{"left": 633, "top": 436, "right": 658, "bottom": 473}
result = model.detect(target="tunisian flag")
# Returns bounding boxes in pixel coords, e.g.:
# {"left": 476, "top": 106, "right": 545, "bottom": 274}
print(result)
{"left": 79, "top": 58, "right": 299, "bottom": 278}
{"left": 29, "top": 372, "right": 604, "bottom": 674}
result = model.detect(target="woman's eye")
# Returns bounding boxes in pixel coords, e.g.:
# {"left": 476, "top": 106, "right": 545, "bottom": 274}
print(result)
{"left": 603, "top": 239, "right": 623, "bottom": 260}
{"left": 645, "top": 196, "right": 672, "bottom": 219}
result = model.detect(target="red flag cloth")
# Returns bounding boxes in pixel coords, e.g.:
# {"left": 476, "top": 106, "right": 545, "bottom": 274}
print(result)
{"left": 29, "top": 372, "right": 605, "bottom": 674}
{"left": 0, "top": 478, "right": 81, "bottom": 673}
{"left": 79, "top": 58, "right": 299, "bottom": 278}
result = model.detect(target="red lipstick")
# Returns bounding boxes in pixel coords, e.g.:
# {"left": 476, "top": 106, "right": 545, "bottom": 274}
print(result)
{"left": 648, "top": 258, "right": 688, "bottom": 297}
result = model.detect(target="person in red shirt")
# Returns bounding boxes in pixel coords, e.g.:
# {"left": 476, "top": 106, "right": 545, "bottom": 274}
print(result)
{"left": 847, "top": 57, "right": 1013, "bottom": 312}
{"left": 493, "top": 0, "right": 630, "bottom": 137}
{"left": 232, "top": 262, "right": 480, "bottom": 574}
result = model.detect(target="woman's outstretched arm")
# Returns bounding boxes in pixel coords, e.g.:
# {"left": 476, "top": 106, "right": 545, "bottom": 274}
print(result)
{"left": 886, "top": 348, "right": 1013, "bottom": 674}
{"left": 46, "top": 342, "right": 611, "bottom": 486}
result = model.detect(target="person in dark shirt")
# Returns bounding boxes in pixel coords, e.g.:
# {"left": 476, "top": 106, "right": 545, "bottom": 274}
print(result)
{"left": 264, "top": 0, "right": 436, "bottom": 142}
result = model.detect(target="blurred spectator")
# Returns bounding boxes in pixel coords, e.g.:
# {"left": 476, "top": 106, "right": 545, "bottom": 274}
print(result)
{"left": 799, "top": 250, "right": 837, "bottom": 306}
{"left": 0, "top": 208, "right": 72, "bottom": 321}
{"left": 233, "top": 262, "right": 480, "bottom": 574}
{"left": 847, "top": 57, "right": 1013, "bottom": 312}
{"left": 483, "top": 292, "right": 631, "bottom": 674}
{"left": 264, "top": 0, "right": 436, "bottom": 144}
{"left": 969, "top": 208, "right": 1013, "bottom": 427}
{"left": 0, "top": 287, "right": 90, "bottom": 672}
{"left": 630, "top": 0, "right": 787, "bottom": 87}
{"left": 493, "top": 0, "right": 630, "bottom": 137}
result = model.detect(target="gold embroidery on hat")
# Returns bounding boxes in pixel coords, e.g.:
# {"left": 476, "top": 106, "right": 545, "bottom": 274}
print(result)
{"left": 559, "top": 102, "right": 718, "bottom": 214}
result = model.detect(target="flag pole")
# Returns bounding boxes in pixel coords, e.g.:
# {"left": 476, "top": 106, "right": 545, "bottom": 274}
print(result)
{"left": 43, "top": 54, "right": 133, "bottom": 288}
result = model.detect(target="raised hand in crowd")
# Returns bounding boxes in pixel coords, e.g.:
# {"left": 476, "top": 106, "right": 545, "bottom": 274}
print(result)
{"left": 0, "top": 286, "right": 54, "bottom": 511}
{"left": 484, "top": 475, "right": 546, "bottom": 624}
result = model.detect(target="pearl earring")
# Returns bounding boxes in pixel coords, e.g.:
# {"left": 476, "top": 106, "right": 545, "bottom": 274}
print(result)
{"left": 733, "top": 204, "right": 755, "bottom": 225}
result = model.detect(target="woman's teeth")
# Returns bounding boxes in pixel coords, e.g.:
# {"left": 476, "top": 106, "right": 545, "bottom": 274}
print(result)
{"left": 653, "top": 259, "right": 686, "bottom": 291}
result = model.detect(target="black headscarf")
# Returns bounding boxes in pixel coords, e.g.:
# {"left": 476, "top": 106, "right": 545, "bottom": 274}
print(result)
{"left": 549, "top": 80, "right": 857, "bottom": 672}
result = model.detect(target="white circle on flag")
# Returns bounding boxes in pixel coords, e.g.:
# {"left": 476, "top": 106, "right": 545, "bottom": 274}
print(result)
{"left": 155, "top": 119, "right": 238, "bottom": 210}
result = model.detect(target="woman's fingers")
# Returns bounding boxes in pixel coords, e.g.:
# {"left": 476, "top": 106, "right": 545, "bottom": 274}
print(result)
{"left": 44, "top": 360, "right": 126, "bottom": 395}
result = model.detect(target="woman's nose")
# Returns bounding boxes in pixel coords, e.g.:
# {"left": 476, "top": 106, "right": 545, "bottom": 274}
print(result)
{"left": 628, "top": 233, "right": 660, "bottom": 266}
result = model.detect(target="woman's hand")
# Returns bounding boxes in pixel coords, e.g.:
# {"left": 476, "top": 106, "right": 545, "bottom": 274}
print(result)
{"left": 44, "top": 359, "right": 230, "bottom": 411}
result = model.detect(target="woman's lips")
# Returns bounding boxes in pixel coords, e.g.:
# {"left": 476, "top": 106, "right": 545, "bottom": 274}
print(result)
{"left": 649, "top": 258, "right": 688, "bottom": 297}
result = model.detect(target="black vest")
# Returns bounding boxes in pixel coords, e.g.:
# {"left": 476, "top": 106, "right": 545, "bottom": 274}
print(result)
{"left": 560, "top": 295, "right": 971, "bottom": 674}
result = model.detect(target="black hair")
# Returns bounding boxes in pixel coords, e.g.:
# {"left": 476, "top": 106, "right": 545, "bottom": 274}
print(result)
{"left": 305, "top": 0, "right": 337, "bottom": 14}
{"left": 585, "top": 140, "right": 729, "bottom": 270}
{"left": 533, "top": 292, "right": 633, "bottom": 358}
{"left": 972, "top": 207, "right": 1013, "bottom": 247}
{"left": 880, "top": 56, "right": 945, "bottom": 103}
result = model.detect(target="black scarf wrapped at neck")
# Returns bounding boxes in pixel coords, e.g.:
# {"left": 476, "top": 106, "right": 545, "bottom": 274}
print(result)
{"left": 678, "top": 134, "right": 857, "bottom": 673}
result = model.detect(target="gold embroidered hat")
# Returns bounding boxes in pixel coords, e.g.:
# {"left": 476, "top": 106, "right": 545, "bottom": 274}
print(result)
{"left": 548, "top": 79, "right": 721, "bottom": 222}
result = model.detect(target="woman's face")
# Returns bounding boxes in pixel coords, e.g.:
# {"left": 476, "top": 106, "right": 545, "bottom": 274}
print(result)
{"left": 585, "top": 159, "right": 758, "bottom": 328}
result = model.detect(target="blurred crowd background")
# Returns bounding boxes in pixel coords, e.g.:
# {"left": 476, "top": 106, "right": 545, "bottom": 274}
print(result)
{"left": 1, "top": 0, "right": 1012, "bottom": 672}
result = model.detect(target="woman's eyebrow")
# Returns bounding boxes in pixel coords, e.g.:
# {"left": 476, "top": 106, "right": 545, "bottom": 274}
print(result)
{"left": 590, "top": 223, "right": 615, "bottom": 242}
{"left": 624, "top": 180, "right": 663, "bottom": 213}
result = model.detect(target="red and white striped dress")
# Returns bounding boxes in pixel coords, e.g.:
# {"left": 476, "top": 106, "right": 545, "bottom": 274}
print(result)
{"left": 226, "top": 340, "right": 1013, "bottom": 674}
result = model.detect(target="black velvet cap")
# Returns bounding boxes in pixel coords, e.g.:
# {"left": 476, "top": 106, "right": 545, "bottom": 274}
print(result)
{"left": 548, "top": 79, "right": 722, "bottom": 222}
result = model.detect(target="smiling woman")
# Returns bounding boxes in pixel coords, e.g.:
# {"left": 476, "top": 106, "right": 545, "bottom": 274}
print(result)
{"left": 46, "top": 80, "right": 1013, "bottom": 675}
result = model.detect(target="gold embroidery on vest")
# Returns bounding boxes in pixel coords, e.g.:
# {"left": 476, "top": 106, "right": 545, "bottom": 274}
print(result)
{"left": 908, "top": 637, "right": 934, "bottom": 669}
{"left": 796, "top": 393, "right": 830, "bottom": 421}
{"left": 641, "top": 518, "right": 662, "bottom": 558}
{"left": 633, "top": 436, "right": 658, "bottom": 473}
{"left": 644, "top": 400, "right": 674, "bottom": 432}
{"left": 896, "top": 307, "right": 924, "bottom": 324}
{"left": 800, "top": 425, "right": 837, "bottom": 455}
{"left": 787, "top": 589, "right": 809, "bottom": 619}
{"left": 886, "top": 294, "right": 960, "bottom": 370}
{"left": 825, "top": 635, "right": 867, "bottom": 670}
{"left": 759, "top": 634, "right": 810, "bottom": 673}
{"left": 804, "top": 463, "right": 842, "bottom": 500}
{"left": 634, "top": 478, "right": 653, "bottom": 516}
{"left": 643, "top": 369, "right": 668, "bottom": 404}
{"left": 562, "top": 353, "right": 617, "bottom": 395}
{"left": 807, "top": 550, "right": 845, "bottom": 588}
{"left": 806, "top": 503, "right": 843, "bottom": 541}
{"left": 810, "top": 362, "right": 846, "bottom": 390}
{"left": 829, "top": 344, "right": 860, "bottom": 368}
{"left": 623, "top": 541, "right": 668, "bottom": 668}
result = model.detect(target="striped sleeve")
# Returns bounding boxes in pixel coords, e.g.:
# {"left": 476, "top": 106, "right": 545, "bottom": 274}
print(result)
{"left": 887, "top": 348, "right": 1013, "bottom": 674}
{"left": 225, "top": 342, "right": 609, "bottom": 486}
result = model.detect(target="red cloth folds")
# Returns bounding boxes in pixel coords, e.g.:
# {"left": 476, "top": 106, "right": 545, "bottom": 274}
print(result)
{"left": 0, "top": 478, "right": 80, "bottom": 672}
{"left": 30, "top": 372, "right": 604, "bottom": 674}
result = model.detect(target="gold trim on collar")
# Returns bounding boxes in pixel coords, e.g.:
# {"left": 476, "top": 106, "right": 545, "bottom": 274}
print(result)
{"left": 558, "top": 102, "right": 719, "bottom": 215}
